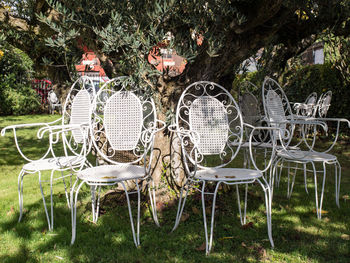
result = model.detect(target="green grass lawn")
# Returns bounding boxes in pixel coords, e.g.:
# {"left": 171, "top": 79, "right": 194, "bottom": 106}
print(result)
{"left": 0, "top": 115, "right": 350, "bottom": 262}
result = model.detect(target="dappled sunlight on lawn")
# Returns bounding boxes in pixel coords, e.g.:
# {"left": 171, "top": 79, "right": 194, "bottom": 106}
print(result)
{"left": 0, "top": 115, "right": 350, "bottom": 262}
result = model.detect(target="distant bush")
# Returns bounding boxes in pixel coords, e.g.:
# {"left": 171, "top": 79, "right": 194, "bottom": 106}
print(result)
{"left": 283, "top": 63, "right": 349, "bottom": 119}
{"left": 234, "top": 63, "right": 349, "bottom": 120}
{"left": 0, "top": 43, "right": 41, "bottom": 115}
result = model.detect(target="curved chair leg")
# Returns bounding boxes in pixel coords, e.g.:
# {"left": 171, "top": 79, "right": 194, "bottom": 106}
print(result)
{"left": 172, "top": 181, "right": 190, "bottom": 232}
{"left": 18, "top": 169, "right": 26, "bottom": 223}
{"left": 303, "top": 163, "right": 309, "bottom": 194}
{"left": 96, "top": 186, "right": 101, "bottom": 222}
{"left": 335, "top": 161, "right": 341, "bottom": 208}
{"left": 50, "top": 169, "right": 55, "bottom": 230}
{"left": 38, "top": 171, "right": 52, "bottom": 230}
{"left": 121, "top": 181, "right": 141, "bottom": 247}
{"left": 236, "top": 184, "right": 248, "bottom": 225}
{"left": 269, "top": 164, "right": 275, "bottom": 199}
{"left": 311, "top": 162, "right": 319, "bottom": 219}
{"left": 287, "top": 163, "right": 291, "bottom": 198}
{"left": 257, "top": 177, "right": 274, "bottom": 248}
{"left": 311, "top": 162, "right": 326, "bottom": 219}
{"left": 201, "top": 181, "right": 221, "bottom": 255}
{"left": 91, "top": 185, "right": 97, "bottom": 223}
{"left": 61, "top": 170, "right": 71, "bottom": 208}
{"left": 71, "top": 179, "right": 85, "bottom": 245}
{"left": 288, "top": 163, "right": 298, "bottom": 199}
{"left": 276, "top": 159, "right": 284, "bottom": 188}
{"left": 269, "top": 158, "right": 279, "bottom": 199}
{"left": 318, "top": 162, "right": 327, "bottom": 218}
{"left": 90, "top": 185, "right": 102, "bottom": 223}
{"left": 148, "top": 179, "right": 160, "bottom": 227}
{"left": 243, "top": 149, "right": 248, "bottom": 168}
{"left": 135, "top": 181, "right": 140, "bottom": 246}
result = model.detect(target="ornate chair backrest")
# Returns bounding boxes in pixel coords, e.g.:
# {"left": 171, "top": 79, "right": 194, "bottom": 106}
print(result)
{"left": 239, "top": 81, "right": 271, "bottom": 144}
{"left": 239, "top": 81, "right": 262, "bottom": 126}
{"left": 62, "top": 76, "right": 96, "bottom": 156}
{"left": 305, "top": 92, "right": 317, "bottom": 105}
{"left": 48, "top": 90, "right": 60, "bottom": 105}
{"left": 91, "top": 77, "right": 157, "bottom": 165}
{"left": 262, "top": 77, "right": 294, "bottom": 145}
{"left": 303, "top": 92, "right": 317, "bottom": 117}
{"left": 317, "top": 91, "right": 332, "bottom": 117}
{"left": 175, "top": 81, "right": 243, "bottom": 169}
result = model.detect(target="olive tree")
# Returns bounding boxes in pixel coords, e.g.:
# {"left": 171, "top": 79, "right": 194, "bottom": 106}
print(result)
{"left": 1, "top": 0, "right": 349, "bottom": 197}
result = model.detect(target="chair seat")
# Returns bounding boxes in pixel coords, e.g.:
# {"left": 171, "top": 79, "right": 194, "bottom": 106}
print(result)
{"left": 23, "top": 156, "right": 84, "bottom": 171}
{"left": 77, "top": 165, "right": 145, "bottom": 183}
{"left": 239, "top": 142, "right": 274, "bottom": 148}
{"left": 278, "top": 150, "right": 337, "bottom": 162}
{"left": 194, "top": 168, "right": 262, "bottom": 182}
{"left": 231, "top": 141, "right": 272, "bottom": 148}
{"left": 231, "top": 141, "right": 300, "bottom": 150}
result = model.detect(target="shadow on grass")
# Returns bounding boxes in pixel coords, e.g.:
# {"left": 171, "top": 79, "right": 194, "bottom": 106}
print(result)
{"left": 0, "top": 244, "right": 36, "bottom": 263}
{"left": 0, "top": 172, "right": 349, "bottom": 262}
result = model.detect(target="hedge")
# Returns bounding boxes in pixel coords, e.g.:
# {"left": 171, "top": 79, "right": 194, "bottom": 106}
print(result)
{"left": 0, "top": 43, "right": 41, "bottom": 115}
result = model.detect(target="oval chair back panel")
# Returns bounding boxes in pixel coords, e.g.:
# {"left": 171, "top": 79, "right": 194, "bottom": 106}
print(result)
{"left": 91, "top": 77, "right": 157, "bottom": 165}
{"left": 62, "top": 76, "right": 96, "bottom": 157}
{"left": 262, "top": 77, "right": 294, "bottom": 145}
{"left": 176, "top": 81, "right": 243, "bottom": 169}
{"left": 70, "top": 89, "right": 92, "bottom": 143}
{"left": 189, "top": 96, "right": 229, "bottom": 155}
{"left": 104, "top": 92, "right": 143, "bottom": 151}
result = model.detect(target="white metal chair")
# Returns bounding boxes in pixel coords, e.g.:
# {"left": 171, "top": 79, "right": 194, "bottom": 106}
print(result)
{"left": 1, "top": 76, "right": 95, "bottom": 230}
{"left": 169, "top": 81, "right": 277, "bottom": 254}
{"left": 48, "top": 90, "right": 62, "bottom": 114}
{"left": 262, "top": 77, "right": 349, "bottom": 219}
{"left": 238, "top": 82, "right": 276, "bottom": 220}
{"left": 317, "top": 91, "right": 332, "bottom": 118}
{"left": 70, "top": 77, "right": 165, "bottom": 247}
{"left": 293, "top": 92, "right": 318, "bottom": 117}
{"left": 239, "top": 81, "right": 274, "bottom": 151}
{"left": 239, "top": 81, "right": 263, "bottom": 128}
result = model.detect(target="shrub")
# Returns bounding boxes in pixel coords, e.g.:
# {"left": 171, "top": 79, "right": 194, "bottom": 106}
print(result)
{"left": 0, "top": 43, "right": 41, "bottom": 115}
{"left": 283, "top": 63, "right": 349, "bottom": 119}
{"left": 235, "top": 63, "right": 349, "bottom": 120}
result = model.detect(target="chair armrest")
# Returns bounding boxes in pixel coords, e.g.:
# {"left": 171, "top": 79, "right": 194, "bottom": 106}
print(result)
{"left": 293, "top": 102, "right": 314, "bottom": 110}
{"left": 168, "top": 124, "right": 200, "bottom": 178}
{"left": 244, "top": 123, "right": 282, "bottom": 173}
{"left": 245, "top": 122, "right": 315, "bottom": 165}
{"left": 141, "top": 120, "right": 167, "bottom": 175}
{"left": 1, "top": 120, "right": 63, "bottom": 162}
{"left": 293, "top": 102, "right": 306, "bottom": 109}
{"left": 269, "top": 119, "right": 328, "bottom": 133}
{"left": 141, "top": 119, "right": 166, "bottom": 144}
{"left": 301, "top": 117, "right": 350, "bottom": 153}
{"left": 37, "top": 123, "right": 89, "bottom": 139}
{"left": 304, "top": 117, "right": 350, "bottom": 128}
{"left": 156, "top": 119, "right": 166, "bottom": 131}
{"left": 148, "top": 119, "right": 166, "bottom": 135}
{"left": 168, "top": 124, "right": 200, "bottom": 144}
{"left": 1, "top": 122, "right": 49, "bottom": 136}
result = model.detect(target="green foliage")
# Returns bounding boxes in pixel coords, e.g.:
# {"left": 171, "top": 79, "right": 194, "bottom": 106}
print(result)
{"left": 36, "top": 0, "right": 247, "bottom": 87}
{"left": 234, "top": 63, "right": 350, "bottom": 121}
{"left": 232, "top": 71, "right": 263, "bottom": 98}
{"left": 323, "top": 34, "right": 350, "bottom": 83}
{"left": 32, "top": 1, "right": 348, "bottom": 88}
{"left": 2, "top": 0, "right": 349, "bottom": 112}
{"left": 0, "top": 42, "right": 40, "bottom": 115}
{"left": 283, "top": 63, "right": 350, "bottom": 119}
{"left": 0, "top": 45, "right": 33, "bottom": 81}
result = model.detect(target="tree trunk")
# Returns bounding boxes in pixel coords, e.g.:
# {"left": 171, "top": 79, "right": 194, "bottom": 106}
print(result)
{"left": 151, "top": 128, "right": 181, "bottom": 202}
